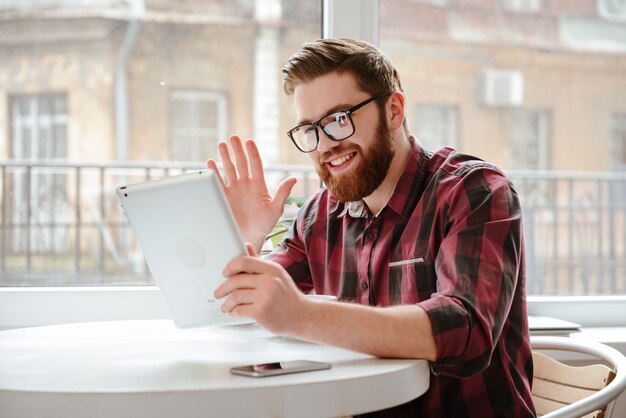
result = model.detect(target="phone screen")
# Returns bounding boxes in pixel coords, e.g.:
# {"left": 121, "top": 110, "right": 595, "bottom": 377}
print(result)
{"left": 230, "top": 360, "right": 331, "bottom": 377}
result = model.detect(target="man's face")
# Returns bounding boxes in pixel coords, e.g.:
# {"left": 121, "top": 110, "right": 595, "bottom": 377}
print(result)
{"left": 293, "top": 72, "right": 395, "bottom": 202}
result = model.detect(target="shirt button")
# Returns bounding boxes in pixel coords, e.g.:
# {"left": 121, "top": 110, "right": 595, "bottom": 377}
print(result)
{"left": 361, "top": 281, "right": 369, "bottom": 290}
{"left": 365, "top": 231, "right": 374, "bottom": 240}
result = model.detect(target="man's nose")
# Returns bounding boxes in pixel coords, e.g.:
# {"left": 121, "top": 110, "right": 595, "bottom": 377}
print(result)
{"left": 316, "top": 128, "right": 341, "bottom": 155}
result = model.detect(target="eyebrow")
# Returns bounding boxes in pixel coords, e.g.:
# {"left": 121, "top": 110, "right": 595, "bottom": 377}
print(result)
{"left": 296, "top": 102, "right": 355, "bottom": 125}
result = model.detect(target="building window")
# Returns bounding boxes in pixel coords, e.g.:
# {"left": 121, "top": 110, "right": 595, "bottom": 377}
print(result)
{"left": 611, "top": 113, "right": 626, "bottom": 171}
{"left": 508, "top": 109, "right": 551, "bottom": 170}
{"left": 8, "top": 94, "right": 69, "bottom": 254}
{"left": 10, "top": 94, "right": 68, "bottom": 161}
{"left": 412, "top": 104, "right": 458, "bottom": 150}
{"left": 611, "top": 113, "right": 626, "bottom": 205}
{"left": 168, "top": 90, "right": 228, "bottom": 162}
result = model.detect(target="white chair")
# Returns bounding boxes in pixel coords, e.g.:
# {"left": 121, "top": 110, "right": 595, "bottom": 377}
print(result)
{"left": 531, "top": 336, "right": 626, "bottom": 418}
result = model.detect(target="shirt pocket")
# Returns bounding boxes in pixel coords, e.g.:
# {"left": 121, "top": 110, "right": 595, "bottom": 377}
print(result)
{"left": 388, "top": 255, "right": 432, "bottom": 305}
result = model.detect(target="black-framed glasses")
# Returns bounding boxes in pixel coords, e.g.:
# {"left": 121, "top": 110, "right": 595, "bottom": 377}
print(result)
{"left": 287, "top": 93, "right": 387, "bottom": 153}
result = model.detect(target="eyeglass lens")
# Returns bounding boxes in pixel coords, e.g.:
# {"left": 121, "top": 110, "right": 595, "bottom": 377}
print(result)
{"left": 292, "top": 112, "right": 354, "bottom": 152}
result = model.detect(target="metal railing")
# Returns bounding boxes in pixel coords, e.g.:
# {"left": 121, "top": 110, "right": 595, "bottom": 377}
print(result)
{"left": 509, "top": 170, "right": 626, "bottom": 295}
{"left": 1, "top": 160, "right": 625, "bottom": 295}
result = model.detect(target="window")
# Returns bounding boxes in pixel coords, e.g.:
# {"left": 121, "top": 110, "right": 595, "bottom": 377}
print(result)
{"left": 9, "top": 95, "right": 67, "bottom": 162}
{"left": 610, "top": 113, "right": 626, "bottom": 206}
{"left": 412, "top": 104, "right": 458, "bottom": 150}
{"left": 611, "top": 113, "right": 626, "bottom": 171}
{"left": 508, "top": 109, "right": 551, "bottom": 170}
{"left": 381, "top": 0, "right": 625, "bottom": 299}
{"left": 169, "top": 90, "right": 227, "bottom": 162}
{"left": 0, "top": 1, "right": 320, "bottom": 290}
{"left": 7, "top": 95, "right": 69, "bottom": 260}
{"left": 2, "top": 0, "right": 625, "bottom": 329}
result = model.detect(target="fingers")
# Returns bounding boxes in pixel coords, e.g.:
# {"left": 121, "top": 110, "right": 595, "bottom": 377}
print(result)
{"left": 229, "top": 304, "right": 255, "bottom": 318}
{"left": 218, "top": 247, "right": 262, "bottom": 299}
{"left": 218, "top": 140, "right": 238, "bottom": 185}
{"left": 222, "top": 255, "right": 283, "bottom": 280}
{"left": 214, "top": 272, "right": 257, "bottom": 299}
{"left": 214, "top": 269, "right": 283, "bottom": 304}
{"left": 216, "top": 256, "right": 287, "bottom": 301}
{"left": 246, "top": 139, "right": 265, "bottom": 180}
{"left": 220, "top": 288, "right": 256, "bottom": 314}
{"left": 246, "top": 242, "right": 258, "bottom": 257}
{"left": 273, "top": 177, "right": 298, "bottom": 210}
{"left": 216, "top": 136, "right": 256, "bottom": 185}
{"left": 206, "top": 159, "right": 226, "bottom": 189}
{"left": 230, "top": 135, "right": 250, "bottom": 179}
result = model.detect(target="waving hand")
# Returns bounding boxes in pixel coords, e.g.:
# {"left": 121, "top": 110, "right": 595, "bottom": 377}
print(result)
{"left": 207, "top": 135, "right": 297, "bottom": 253}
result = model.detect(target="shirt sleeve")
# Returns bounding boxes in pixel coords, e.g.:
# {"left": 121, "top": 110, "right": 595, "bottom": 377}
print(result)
{"left": 417, "top": 165, "right": 524, "bottom": 378}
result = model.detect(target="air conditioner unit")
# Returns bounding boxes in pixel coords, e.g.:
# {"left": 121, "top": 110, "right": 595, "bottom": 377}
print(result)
{"left": 479, "top": 69, "right": 524, "bottom": 107}
{"left": 502, "top": 0, "right": 541, "bottom": 13}
{"left": 597, "top": 0, "right": 626, "bottom": 20}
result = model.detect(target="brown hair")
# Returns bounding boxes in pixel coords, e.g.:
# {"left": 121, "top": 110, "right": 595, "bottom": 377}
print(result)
{"left": 283, "top": 38, "right": 404, "bottom": 95}
{"left": 282, "top": 38, "right": 408, "bottom": 134}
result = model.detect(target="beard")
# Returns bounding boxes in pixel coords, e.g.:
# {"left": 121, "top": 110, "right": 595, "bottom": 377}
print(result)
{"left": 316, "top": 110, "right": 395, "bottom": 202}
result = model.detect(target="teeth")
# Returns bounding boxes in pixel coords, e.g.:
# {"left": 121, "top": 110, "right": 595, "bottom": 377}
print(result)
{"left": 330, "top": 153, "right": 354, "bottom": 166}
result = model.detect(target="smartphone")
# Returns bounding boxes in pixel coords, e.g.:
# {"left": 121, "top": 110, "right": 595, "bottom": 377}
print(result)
{"left": 230, "top": 360, "right": 331, "bottom": 377}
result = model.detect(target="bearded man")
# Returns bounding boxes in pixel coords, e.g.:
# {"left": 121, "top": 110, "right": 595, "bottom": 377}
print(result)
{"left": 207, "top": 38, "right": 535, "bottom": 417}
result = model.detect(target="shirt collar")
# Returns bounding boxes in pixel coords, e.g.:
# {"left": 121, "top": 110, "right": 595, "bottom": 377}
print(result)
{"left": 385, "top": 136, "right": 428, "bottom": 219}
{"left": 337, "top": 135, "right": 426, "bottom": 220}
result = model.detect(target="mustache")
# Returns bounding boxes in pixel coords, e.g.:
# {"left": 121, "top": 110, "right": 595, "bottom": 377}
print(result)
{"left": 318, "top": 143, "right": 362, "bottom": 165}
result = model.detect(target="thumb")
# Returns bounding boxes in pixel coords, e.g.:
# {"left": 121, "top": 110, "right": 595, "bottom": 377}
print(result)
{"left": 272, "top": 177, "right": 298, "bottom": 209}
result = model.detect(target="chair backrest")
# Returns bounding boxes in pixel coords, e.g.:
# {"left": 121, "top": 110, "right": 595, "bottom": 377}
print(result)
{"left": 532, "top": 351, "right": 615, "bottom": 417}
{"left": 531, "top": 336, "right": 626, "bottom": 418}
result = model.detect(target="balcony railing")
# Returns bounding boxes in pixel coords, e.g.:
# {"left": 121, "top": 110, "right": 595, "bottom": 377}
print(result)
{"left": 1, "top": 160, "right": 625, "bottom": 296}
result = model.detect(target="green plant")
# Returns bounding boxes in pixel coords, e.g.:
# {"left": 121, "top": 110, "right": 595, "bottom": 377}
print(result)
{"left": 262, "top": 195, "right": 305, "bottom": 253}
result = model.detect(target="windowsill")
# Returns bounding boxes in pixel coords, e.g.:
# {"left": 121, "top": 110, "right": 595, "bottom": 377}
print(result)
{"left": 529, "top": 315, "right": 626, "bottom": 359}
{"left": 531, "top": 326, "right": 626, "bottom": 363}
{"left": 1, "top": 287, "right": 626, "bottom": 332}
{"left": 571, "top": 327, "right": 626, "bottom": 354}
{"left": 0, "top": 286, "right": 169, "bottom": 331}
{"left": 527, "top": 295, "right": 626, "bottom": 327}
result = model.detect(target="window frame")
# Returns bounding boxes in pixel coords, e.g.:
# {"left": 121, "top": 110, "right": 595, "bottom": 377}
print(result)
{"left": 2, "top": 0, "right": 625, "bottom": 330}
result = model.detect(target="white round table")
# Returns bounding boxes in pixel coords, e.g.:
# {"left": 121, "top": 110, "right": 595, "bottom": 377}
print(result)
{"left": 0, "top": 320, "right": 430, "bottom": 418}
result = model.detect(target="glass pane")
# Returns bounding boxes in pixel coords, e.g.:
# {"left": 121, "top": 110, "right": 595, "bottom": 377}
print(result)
{"left": 198, "top": 101, "right": 218, "bottom": 129}
{"left": 381, "top": 0, "right": 626, "bottom": 296}
{"left": 169, "top": 91, "right": 223, "bottom": 161}
{"left": 413, "top": 104, "right": 458, "bottom": 149}
{"left": 0, "top": 1, "right": 321, "bottom": 287}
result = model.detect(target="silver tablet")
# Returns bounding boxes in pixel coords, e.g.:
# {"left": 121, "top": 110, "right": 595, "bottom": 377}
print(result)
{"left": 116, "top": 170, "right": 253, "bottom": 328}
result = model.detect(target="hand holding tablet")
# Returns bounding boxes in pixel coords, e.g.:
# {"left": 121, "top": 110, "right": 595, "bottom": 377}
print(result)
{"left": 116, "top": 170, "right": 254, "bottom": 328}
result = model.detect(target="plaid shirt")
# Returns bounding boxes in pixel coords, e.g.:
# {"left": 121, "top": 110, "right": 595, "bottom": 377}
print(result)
{"left": 268, "top": 139, "right": 535, "bottom": 417}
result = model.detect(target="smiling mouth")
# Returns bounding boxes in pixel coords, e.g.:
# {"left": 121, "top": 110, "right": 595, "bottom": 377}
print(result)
{"left": 328, "top": 152, "right": 356, "bottom": 167}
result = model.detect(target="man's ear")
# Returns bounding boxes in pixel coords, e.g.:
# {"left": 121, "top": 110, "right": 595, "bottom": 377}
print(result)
{"left": 387, "top": 91, "right": 406, "bottom": 131}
